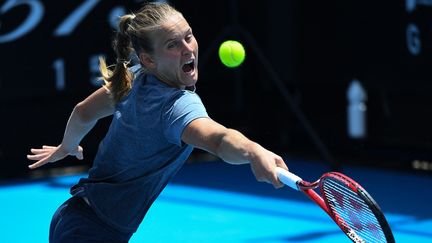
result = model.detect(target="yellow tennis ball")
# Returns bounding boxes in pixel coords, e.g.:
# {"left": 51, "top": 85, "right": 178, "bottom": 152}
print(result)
{"left": 218, "top": 40, "right": 246, "bottom": 68}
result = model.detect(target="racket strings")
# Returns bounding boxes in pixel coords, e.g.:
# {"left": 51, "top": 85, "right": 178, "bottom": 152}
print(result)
{"left": 322, "top": 179, "right": 386, "bottom": 243}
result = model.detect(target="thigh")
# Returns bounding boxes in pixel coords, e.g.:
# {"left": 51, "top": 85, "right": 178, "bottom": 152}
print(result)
{"left": 49, "top": 198, "right": 70, "bottom": 242}
{"left": 49, "top": 197, "right": 131, "bottom": 243}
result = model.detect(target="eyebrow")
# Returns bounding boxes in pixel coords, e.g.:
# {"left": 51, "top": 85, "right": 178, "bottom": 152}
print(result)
{"left": 163, "top": 28, "right": 192, "bottom": 45}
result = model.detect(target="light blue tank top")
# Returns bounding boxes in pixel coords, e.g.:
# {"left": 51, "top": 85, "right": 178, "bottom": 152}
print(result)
{"left": 71, "top": 68, "right": 208, "bottom": 233}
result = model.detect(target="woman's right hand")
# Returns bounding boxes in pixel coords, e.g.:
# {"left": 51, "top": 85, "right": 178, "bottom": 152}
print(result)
{"left": 27, "top": 145, "right": 83, "bottom": 169}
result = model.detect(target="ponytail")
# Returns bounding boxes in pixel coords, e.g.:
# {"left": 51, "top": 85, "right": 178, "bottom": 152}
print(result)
{"left": 100, "top": 14, "right": 135, "bottom": 103}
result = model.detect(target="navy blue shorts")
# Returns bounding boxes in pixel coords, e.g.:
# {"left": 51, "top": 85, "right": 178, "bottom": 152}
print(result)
{"left": 49, "top": 196, "right": 132, "bottom": 243}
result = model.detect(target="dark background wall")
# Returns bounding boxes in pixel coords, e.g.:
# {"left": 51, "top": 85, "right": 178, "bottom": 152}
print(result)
{"left": 1, "top": 0, "right": 431, "bottom": 179}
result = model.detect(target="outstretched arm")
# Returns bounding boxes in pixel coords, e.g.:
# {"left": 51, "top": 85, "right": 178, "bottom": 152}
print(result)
{"left": 27, "top": 87, "right": 114, "bottom": 169}
{"left": 182, "top": 117, "right": 288, "bottom": 188}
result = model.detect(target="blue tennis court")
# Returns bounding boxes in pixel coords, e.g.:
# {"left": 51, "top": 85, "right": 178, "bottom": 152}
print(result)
{"left": 1, "top": 158, "right": 430, "bottom": 242}
{"left": 2, "top": 1, "right": 431, "bottom": 242}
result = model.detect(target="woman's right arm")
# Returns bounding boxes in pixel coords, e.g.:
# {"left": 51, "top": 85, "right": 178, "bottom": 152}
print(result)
{"left": 182, "top": 117, "right": 288, "bottom": 188}
{"left": 27, "top": 87, "right": 115, "bottom": 169}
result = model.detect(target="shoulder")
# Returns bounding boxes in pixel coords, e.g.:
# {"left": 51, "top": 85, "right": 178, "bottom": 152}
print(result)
{"left": 129, "top": 64, "right": 142, "bottom": 75}
{"left": 172, "top": 90, "right": 205, "bottom": 108}
{"left": 163, "top": 89, "right": 207, "bottom": 117}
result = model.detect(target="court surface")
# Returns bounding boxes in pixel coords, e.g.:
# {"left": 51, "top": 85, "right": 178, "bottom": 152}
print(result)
{"left": 0, "top": 158, "right": 430, "bottom": 242}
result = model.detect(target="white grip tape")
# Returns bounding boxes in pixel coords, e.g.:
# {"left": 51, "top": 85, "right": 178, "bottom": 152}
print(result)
{"left": 276, "top": 167, "right": 302, "bottom": 190}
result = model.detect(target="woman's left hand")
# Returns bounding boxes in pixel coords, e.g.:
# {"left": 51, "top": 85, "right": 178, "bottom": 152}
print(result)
{"left": 27, "top": 145, "right": 83, "bottom": 169}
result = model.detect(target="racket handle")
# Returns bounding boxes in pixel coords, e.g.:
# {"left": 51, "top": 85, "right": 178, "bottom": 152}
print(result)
{"left": 276, "top": 167, "right": 302, "bottom": 190}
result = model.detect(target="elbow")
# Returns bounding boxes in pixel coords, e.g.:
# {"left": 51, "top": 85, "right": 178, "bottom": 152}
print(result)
{"left": 211, "top": 132, "right": 225, "bottom": 157}
{"left": 73, "top": 102, "right": 97, "bottom": 125}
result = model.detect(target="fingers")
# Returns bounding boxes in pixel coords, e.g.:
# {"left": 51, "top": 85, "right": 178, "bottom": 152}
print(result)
{"left": 255, "top": 173, "right": 284, "bottom": 189}
{"left": 27, "top": 145, "right": 84, "bottom": 169}
{"left": 269, "top": 155, "right": 288, "bottom": 189}
{"left": 43, "top": 145, "right": 56, "bottom": 149}
{"left": 29, "top": 146, "right": 55, "bottom": 155}
{"left": 27, "top": 154, "right": 50, "bottom": 169}
{"left": 29, "top": 148, "right": 48, "bottom": 154}
{"left": 27, "top": 149, "right": 52, "bottom": 169}
{"left": 270, "top": 171, "right": 285, "bottom": 189}
{"left": 273, "top": 181, "right": 284, "bottom": 189}
{"left": 273, "top": 156, "right": 289, "bottom": 188}
{"left": 27, "top": 146, "right": 56, "bottom": 160}
{"left": 275, "top": 155, "right": 289, "bottom": 170}
{"left": 27, "top": 145, "right": 57, "bottom": 169}
{"left": 27, "top": 152, "right": 50, "bottom": 161}
{"left": 251, "top": 164, "right": 285, "bottom": 189}
{"left": 28, "top": 158, "right": 49, "bottom": 169}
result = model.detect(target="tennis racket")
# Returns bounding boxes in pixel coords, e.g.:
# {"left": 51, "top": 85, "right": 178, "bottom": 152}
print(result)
{"left": 276, "top": 167, "right": 395, "bottom": 243}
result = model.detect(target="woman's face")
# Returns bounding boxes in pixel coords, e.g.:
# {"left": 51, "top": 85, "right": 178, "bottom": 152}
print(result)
{"left": 146, "top": 14, "right": 198, "bottom": 89}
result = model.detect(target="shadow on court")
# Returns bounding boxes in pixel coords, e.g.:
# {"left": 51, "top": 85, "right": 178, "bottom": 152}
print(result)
{"left": 1, "top": 157, "right": 430, "bottom": 242}
{"left": 172, "top": 158, "right": 432, "bottom": 220}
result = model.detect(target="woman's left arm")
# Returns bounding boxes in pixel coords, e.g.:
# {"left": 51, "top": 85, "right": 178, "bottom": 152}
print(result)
{"left": 27, "top": 87, "right": 115, "bottom": 169}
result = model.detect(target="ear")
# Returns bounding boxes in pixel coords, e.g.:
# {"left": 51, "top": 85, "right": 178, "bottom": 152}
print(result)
{"left": 139, "top": 53, "right": 156, "bottom": 69}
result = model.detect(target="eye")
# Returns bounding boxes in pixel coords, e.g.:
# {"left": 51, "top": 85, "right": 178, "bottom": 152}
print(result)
{"left": 167, "top": 40, "right": 179, "bottom": 49}
{"left": 185, "top": 34, "right": 193, "bottom": 43}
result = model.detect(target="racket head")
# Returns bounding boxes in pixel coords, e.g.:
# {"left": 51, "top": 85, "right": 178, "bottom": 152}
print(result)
{"left": 319, "top": 172, "right": 395, "bottom": 243}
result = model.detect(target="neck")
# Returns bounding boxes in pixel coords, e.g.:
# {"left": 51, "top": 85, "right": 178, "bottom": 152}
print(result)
{"left": 154, "top": 73, "right": 185, "bottom": 90}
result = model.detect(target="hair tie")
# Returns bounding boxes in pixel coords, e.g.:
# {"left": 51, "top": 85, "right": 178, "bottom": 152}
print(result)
{"left": 117, "top": 58, "right": 131, "bottom": 68}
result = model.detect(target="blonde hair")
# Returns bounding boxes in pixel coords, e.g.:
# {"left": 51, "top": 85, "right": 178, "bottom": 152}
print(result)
{"left": 99, "top": 2, "right": 182, "bottom": 103}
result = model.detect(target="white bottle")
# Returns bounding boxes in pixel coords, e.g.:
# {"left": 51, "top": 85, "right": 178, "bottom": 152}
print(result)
{"left": 347, "top": 79, "right": 367, "bottom": 139}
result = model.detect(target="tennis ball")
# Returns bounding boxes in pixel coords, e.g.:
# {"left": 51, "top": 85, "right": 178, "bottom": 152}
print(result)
{"left": 218, "top": 40, "right": 246, "bottom": 68}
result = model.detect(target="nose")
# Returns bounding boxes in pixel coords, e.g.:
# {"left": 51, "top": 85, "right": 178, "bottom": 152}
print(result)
{"left": 182, "top": 40, "right": 194, "bottom": 55}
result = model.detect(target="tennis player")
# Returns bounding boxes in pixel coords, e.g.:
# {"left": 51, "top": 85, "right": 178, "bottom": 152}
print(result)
{"left": 27, "top": 2, "right": 288, "bottom": 242}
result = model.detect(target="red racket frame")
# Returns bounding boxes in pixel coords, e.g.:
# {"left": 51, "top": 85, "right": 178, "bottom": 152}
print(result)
{"left": 297, "top": 172, "right": 394, "bottom": 243}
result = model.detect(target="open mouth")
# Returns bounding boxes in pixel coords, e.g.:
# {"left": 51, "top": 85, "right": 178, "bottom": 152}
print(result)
{"left": 182, "top": 60, "right": 195, "bottom": 73}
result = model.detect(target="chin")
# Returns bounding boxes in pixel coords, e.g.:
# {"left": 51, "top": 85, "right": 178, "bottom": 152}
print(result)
{"left": 185, "top": 80, "right": 197, "bottom": 87}
{"left": 181, "top": 74, "right": 198, "bottom": 86}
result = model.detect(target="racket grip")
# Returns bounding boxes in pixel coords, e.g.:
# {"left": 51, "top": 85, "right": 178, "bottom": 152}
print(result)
{"left": 276, "top": 167, "right": 302, "bottom": 190}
